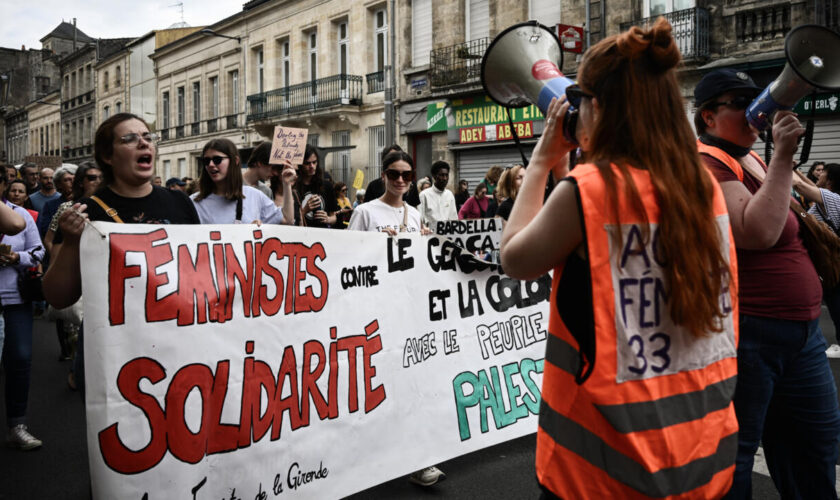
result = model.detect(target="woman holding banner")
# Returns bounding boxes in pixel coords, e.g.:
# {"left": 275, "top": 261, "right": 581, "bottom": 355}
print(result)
{"left": 501, "top": 19, "right": 740, "bottom": 498}
{"left": 191, "top": 138, "right": 295, "bottom": 225}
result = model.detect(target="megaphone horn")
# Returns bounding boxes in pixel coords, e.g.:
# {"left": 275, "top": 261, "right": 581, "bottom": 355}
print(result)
{"left": 481, "top": 21, "right": 578, "bottom": 144}
{"left": 746, "top": 24, "right": 840, "bottom": 130}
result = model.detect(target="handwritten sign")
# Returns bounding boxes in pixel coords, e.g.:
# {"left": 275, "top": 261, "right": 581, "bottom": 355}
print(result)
{"left": 270, "top": 126, "right": 308, "bottom": 164}
{"left": 352, "top": 169, "right": 365, "bottom": 190}
{"left": 81, "top": 223, "right": 550, "bottom": 499}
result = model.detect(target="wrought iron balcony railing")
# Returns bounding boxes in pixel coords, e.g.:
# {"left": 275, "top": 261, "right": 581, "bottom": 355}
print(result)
{"left": 620, "top": 7, "right": 709, "bottom": 60}
{"left": 430, "top": 37, "right": 489, "bottom": 88}
{"left": 246, "top": 74, "right": 363, "bottom": 121}
{"left": 366, "top": 70, "right": 385, "bottom": 94}
{"left": 735, "top": 4, "right": 790, "bottom": 43}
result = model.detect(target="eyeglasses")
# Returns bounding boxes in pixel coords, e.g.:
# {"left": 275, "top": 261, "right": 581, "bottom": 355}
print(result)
{"left": 565, "top": 85, "right": 594, "bottom": 109}
{"left": 384, "top": 169, "right": 415, "bottom": 182}
{"left": 119, "top": 132, "right": 158, "bottom": 145}
{"left": 711, "top": 95, "right": 753, "bottom": 111}
{"left": 201, "top": 156, "right": 229, "bottom": 167}
{"left": 302, "top": 160, "right": 318, "bottom": 166}
{"left": 85, "top": 174, "right": 102, "bottom": 181}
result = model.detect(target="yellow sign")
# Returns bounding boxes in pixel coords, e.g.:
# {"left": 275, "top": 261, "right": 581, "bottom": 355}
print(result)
{"left": 353, "top": 169, "right": 365, "bottom": 190}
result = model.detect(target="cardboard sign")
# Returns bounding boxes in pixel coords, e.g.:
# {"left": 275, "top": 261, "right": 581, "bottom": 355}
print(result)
{"left": 81, "top": 223, "right": 549, "bottom": 499}
{"left": 270, "top": 126, "right": 308, "bottom": 164}
{"left": 352, "top": 168, "right": 365, "bottom": 190}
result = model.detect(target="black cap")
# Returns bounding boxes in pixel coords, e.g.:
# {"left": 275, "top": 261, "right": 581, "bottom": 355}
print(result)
{"left": 165, "top": 177, "right": 186, "bottom": 187}
{"left": 694, "top": 69, "right": 762, "bottom": 107}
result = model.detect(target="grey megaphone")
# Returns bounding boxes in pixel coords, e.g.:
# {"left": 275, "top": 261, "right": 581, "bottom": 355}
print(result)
{"left": 481, "top": 21, "right": 579, "bottom": 144}
{"left": 746, "top": 24, "right": 840, "bottom": 130}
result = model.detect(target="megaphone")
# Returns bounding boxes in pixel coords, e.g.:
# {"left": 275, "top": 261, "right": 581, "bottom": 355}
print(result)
{"left": 746, "top": 24, "right": 840, "bottom": 130}
{"left": 481, "top": 21, "right": 578, "bottom": 144}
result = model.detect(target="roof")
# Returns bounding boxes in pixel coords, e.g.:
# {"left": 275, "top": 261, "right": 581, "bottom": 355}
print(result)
{"left": 40, "top": 21, "right": 95, "bottom": 43}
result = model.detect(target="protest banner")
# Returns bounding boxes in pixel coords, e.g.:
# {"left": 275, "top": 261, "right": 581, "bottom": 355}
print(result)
{"left": 81, "top": 223, "right": 550, "bottom": 499}
{"left": 435, "top": 217, "right": 502, "bottom": 263}
{"left": 352, "top": 169, "right": 365, "bottom": 190}
{"left": 270, "top": 126, "right": 308, "bottom": 164}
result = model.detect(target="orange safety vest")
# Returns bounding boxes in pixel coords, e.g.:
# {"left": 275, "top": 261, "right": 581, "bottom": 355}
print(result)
{"left": 695, "top": 139, "right": 763, "bottom": 182}
{"left": 537, "top": 162, "right": 739, "bottom": 499}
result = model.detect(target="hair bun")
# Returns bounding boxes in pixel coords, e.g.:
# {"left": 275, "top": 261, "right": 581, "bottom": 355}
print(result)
{"left": 616, "top": 17, "right": 681, "bottom": 71}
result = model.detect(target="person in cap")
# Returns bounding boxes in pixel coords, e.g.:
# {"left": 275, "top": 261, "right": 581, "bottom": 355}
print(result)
{"left": 166, "top": 177, "right": 186, "bottom": 192}
{"left": 695, "top": 68, "right": 840, "bottom": 499}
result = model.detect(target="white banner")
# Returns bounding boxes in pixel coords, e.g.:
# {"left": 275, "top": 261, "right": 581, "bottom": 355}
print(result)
{"left": 81, "top": 222, "right": 550, "bottom": 499}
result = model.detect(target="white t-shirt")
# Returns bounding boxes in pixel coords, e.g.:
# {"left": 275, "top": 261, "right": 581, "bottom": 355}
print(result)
{"left": 348, "top": 198, "right": 422, "bottom": 233}
{"left": 418, "top": 186, "right": 458, "bottom": 226}
{"left": 191, "top": 185, "right": 284, "bottom": 224}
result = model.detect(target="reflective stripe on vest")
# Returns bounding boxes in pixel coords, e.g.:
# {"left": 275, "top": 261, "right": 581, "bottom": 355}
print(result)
{"left": 537, "top": 162, "right": 739, "bottom": 499}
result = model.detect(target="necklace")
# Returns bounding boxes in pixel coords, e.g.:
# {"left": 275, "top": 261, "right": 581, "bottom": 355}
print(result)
{"left": 392, "top": 204, "right": 406, "bottom": 232}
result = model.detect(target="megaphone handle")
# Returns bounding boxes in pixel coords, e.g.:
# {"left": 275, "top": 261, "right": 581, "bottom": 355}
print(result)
{"left": 797, "top": 93, "right": 817, "bottom": 167}
{"left": 507, "top": 109, "right": 530, "bottom": 167}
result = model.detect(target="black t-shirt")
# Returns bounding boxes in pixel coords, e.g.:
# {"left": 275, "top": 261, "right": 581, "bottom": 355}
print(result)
{"left": 496, "top": 198, "right": 514, "bottom": 220}
{"left": 455, "top": 191, "right": 469, "bottom": 210}
{"left": 298, "top": 180, "right": 339, "bottom": 228}
{"left": 81, "top": 185, "right": 200, "bottom": 225}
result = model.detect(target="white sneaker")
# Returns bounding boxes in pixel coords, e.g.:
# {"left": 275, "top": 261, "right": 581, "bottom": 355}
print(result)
{"left": 7, "top": 424, "right": 42, "bottom": 450}
{"left": 408, "top": 466, "right": 446, "bottom": 486}
{"left": 826, "top": 344, "right": 840, "bottom": 359}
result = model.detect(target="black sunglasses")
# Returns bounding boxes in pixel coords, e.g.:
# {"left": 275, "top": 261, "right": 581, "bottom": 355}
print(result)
{"left": 85, "top": 174, "right": 102, "bottom": 181}
{"left": 201, "top": 156, "right": 228, "bottom": 167}
{"left": 565, "top": 85, "right": 593, "bottom": 109}
{"left": 384, "top": 169, "right": 414, "bottom": 182}
{"left": 711, "top": 95, "right": 753, "bottom": 111}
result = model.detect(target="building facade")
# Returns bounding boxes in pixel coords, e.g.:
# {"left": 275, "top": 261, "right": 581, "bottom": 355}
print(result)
{"left": 95, "top": 47, "right": 130, "bottom": 125}
{"left": 25, "top": 90, "right": 62, "bottom": 168}
{"left": 59, "top": 45, "right": 97, "bottom": 164}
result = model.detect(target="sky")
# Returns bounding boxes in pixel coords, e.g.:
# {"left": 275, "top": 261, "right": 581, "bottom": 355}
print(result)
{"left": 0, "top": 0, "right": 243, "bottom": 50}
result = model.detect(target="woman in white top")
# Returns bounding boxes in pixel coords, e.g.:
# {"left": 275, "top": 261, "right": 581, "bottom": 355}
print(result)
{"left": 191, "top": 138, "right": 296, "bottom": 224}
{"left": 348, "top": 151, "right": 430, "bottom": 235}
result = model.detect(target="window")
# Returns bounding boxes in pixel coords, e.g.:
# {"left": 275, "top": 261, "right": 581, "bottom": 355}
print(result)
{"left": 256, "top": 49, "right": 264, "bottom": 93}
{"left": 162, "top": 91, "right": 170, "bottom": 129}
{"left": 281, "top": 40, "right": 290, "bottom": 89}
{"left": 40, "top": 128, "right": 44, "bottom": 154}
{"left": 63, "top": 75, "right": 69, "bottom": 100}
{"left": 87, "top": 64, "right": 93, "bottom": 89}
{"left": 178, "top": 158, "right": 186, "bottom": 177}
{"left": 375, "top": 9, "right": 388, "bottom": 72}
{"left": 71, "top": 71, "right": 77, "bottom": 97}
{"left": 412, "top": 0, "right": 432, "bottom": 66}
{"left": 163, "top": 160, "right": 171, "bottom": 179}
{"left": 338, "top": 22, "right": 348, "bottom": 75}
{"left": 307, "top": 134, "right": 319, "bottom": 146}
{"left": 45, "top": 127, "right": 49, "bottom": 154}
{"left": 466, "top": 0, "right": 490, "bottom": 41}
{"left": 529, "top": 0, "right": 562, "bottom": 26}
{"left": 210, "top": 76, "right": 219, "bottom": 118}
{"left": 177, "top": 86, "right": 185, "bottom": 126}
{"left": 309, "top": 31, "right": 318, "bottom": 81}
{"left": 192, "top": 82, "right": 201, "bottom": 122}
{"left": 332, "top": 130, "right": 351, "bottom": 181}
{"left": 369, "top": 125, "right": 385, "bottom": 169}
{"left": 86, "top": 116, "right": 92, "bottom": 144}
{"left": 116, "top": 101, "right": 122, "bottom": 113}
{"left": 103, "top": 105, "right": 110, "bottom": 119}
{"left": 116, "top": 65, "right": 122, "bottom": 87}
{"left": 643, "top": 0, "right": 694, "bottom": 16}
{"left": 78, "top": 67, "right": 84, "bottom": 92}
{"left": 72, "top": 121, "right": 77, "bottom": 146}
{"left": 229, "top": 70, "right": 239, "bottom": 115}
{"left": 104, "top": 71, "right": 109, "bottom": 92}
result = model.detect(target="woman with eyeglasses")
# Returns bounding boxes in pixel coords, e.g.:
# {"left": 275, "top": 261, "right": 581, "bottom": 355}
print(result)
{"left": 348, "top": 151, "right": 429, "bottom": 236}
{"left": 333, "top": 182, "right": 353, "bottom": 229}
{"left": 191, "top": 138, "right": 295, "bottom": 225}
{"left": 296, "top": 144, "right": 339, "bottom": 228}
{"left": 502, "top": 20, "right": 740, "bottom": 498}
{"left": 694, "top": 67, "right": 840, "bottom": 496}
{"left": 43, "top": 113, "right": 200, "bottom": 400}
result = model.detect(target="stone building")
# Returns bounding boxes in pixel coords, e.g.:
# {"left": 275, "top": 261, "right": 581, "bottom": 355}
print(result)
{"left": 4, "top": 108, "right": 29, "bottom": 164}
{"left": 152, "top": 0, "right": 395, "bottom": 188}
{"left": 95, "top": 46, "right": 130, "bottom": 125}
{"left": 395, "top": 0, "right": 562, "bottom": 186}
{"left": 25, "top": 90, "right": 62, "bottom": 168}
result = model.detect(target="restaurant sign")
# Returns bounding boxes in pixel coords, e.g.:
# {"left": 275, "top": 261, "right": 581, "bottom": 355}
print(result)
{"left": 428, "top": 96, "right": 544, "bottom": 144}
{"left": 793, "top": 92, "right": 840, "bottom": 115}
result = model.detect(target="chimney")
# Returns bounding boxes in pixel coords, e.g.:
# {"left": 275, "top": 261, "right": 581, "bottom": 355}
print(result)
{"left": 73, "top": 18, "right": 77, "bottom": 51}
{"left": 21, "top": 45, "right": 25, "bottom": 51}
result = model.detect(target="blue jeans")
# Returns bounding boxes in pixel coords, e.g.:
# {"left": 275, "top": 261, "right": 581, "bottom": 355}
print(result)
{"left": 725, "top": 314, "right": 840, "bottom": 499}
{"left": 2, "top": 303, "right": 34, "bottom": 427}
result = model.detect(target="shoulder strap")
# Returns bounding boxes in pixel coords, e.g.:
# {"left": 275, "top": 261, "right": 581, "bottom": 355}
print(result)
{"left": 400, "top": 202, "right": 408, "bottom": 232}
{"left": 235, "top": 197, "right": 243, "bottom": 222}
{"left": 89, "top": 195, "right": 125, "bottom": 223}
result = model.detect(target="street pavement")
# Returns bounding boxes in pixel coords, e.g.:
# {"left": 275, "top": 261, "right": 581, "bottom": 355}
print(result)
{"left": 1, "top": 311, "right": 839, "bottom": 499}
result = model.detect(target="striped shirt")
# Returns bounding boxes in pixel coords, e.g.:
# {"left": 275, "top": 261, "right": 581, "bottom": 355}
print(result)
{"left": 809, "top": 188, "right": 840, "bottom": 234}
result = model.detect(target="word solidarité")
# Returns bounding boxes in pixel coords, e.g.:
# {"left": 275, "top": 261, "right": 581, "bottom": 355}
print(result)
{"left": 98, "top": 320, "right": 385, "bottom": 475}
{"left": 108, "top": 229, "right": 328, "bottom": 326}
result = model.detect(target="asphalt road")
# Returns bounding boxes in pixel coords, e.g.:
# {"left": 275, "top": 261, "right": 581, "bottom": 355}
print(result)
{"left": 1, "top": 310, "right": 839, "bottom": 499}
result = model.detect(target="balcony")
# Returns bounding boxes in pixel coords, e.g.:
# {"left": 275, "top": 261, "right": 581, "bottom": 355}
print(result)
{"left": 736, "top": 4, "right": 790, "bottom": 43}
{"left": 620, "top": 7, "right": 709, "bottom": 60}
{"left": 366, "top": 70, "right": 385, "bottom": 94}
{"left": 226, "top": 114, "right": 238, "bottom": 129}
{"left": 191, "top": 122, "right": 200, "bottom": 136}
{"left": 207, "top": 118, "right": 218, "bottom": 133}
{"left": 246, "top": 74, "right": 364, "bottom": 121}
{"left": 430, "top": 37, "right": 489, "bottom": 89}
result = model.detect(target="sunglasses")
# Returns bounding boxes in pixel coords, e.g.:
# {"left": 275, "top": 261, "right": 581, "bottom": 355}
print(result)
{"left": 201, "top": 156, "right": 228, "bottom": 167}
{"left": 712, "top": 95, "right": 753, "bottom": 111}
{"left": 85, "top": 174, "right": 102, "bottom": 181}
{"left": 384, "top": 169, "right": 415, "bottom": 182}
{"left": 565, "top": 85, "right": 594, "bottom": 109}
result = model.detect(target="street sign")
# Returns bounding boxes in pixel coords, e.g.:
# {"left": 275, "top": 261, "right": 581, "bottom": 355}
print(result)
{"left": 557, "top": 24, "right": 584, "bottom": 53}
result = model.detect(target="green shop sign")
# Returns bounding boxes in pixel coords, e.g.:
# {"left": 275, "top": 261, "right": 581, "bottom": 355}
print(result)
{"left": 426, "top": 96, "right": 544, "bottom": 132}
{"left": 793, "top": 92, "right": 840, "bottom": 115}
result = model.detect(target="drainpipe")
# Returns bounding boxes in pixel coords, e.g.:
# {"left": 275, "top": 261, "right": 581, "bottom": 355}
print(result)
{"left": 384, "top": 0, "right": 396, "bottom": 147}
{"left": 585, "top": 0, "right": 591, "bottom": 49}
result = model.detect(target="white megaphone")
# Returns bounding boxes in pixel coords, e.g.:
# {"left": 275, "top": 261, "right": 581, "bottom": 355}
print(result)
{"left": 481, "top": 21, "right": 579, "bottom": 144}
{"left": 746, "top": 24, "right": 840, "bottom": 130}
